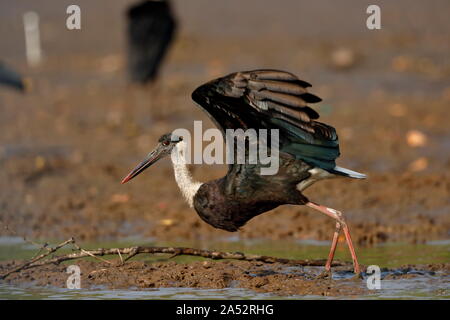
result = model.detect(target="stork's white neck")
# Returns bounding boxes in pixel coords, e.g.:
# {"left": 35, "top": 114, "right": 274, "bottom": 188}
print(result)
{"left": 171, "top": 141, "right": 202, "bottom": 207}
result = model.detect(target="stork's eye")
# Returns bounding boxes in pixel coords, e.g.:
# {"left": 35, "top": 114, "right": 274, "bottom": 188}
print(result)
{"left": 162, "top": 141, "right": 170, "bottom": 146}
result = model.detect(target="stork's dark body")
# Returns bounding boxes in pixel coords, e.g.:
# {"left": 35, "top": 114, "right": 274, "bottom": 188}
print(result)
{"left": 194, "top": 155, "right": 312, "bottom": 232}
{"left": 190, "top": 70, "right": 348, "bottom": 232}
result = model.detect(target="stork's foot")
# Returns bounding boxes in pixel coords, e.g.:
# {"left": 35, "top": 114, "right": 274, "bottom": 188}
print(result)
{"left": 305, "top": 202, "right": 361, "bottom": 274}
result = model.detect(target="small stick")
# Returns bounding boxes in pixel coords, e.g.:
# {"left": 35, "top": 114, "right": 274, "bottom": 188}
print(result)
{"left": 0, "top": 220, "right": 50, "bottom": 256}
{"left": 0, "top": 238, "right": 74, "bottom": 279}
{"left": 72, "top": 242, "right": 112, "bottom": 265}
{"left": 168, "top": 248, "right": 182, "bottom": 259}
{"left": 123, "top": 246, "right": 139, "bottom": 263}
{"left": 117, "top": 249, "right": 123, "bottom": 265}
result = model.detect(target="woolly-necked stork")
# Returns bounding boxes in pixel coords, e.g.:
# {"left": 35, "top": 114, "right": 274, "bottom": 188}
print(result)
{"left": 122, "top": 69, "right": 366, "bottom": 274}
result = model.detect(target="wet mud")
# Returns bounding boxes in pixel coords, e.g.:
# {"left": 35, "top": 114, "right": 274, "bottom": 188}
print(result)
{"left": 1, "top": 259, "right": 448, "bottom": 297}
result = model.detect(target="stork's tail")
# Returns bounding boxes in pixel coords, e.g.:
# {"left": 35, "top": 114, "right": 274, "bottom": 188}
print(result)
{"left": 330, "top": 166, "right": 367, "bottom": 179}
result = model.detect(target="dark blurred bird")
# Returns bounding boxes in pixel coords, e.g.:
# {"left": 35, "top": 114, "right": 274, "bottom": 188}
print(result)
{"left": 0, "top": 62, "right": 25, "bottom": 91}
{"left": 122, "top": 69, "right": 365, "bottom": 274}
{"left": 126, "top": 0, "right": 176, "bottom": 83}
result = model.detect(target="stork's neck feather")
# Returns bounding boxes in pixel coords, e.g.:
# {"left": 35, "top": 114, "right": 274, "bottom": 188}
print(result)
{"left": 171, "top": 141, "right": 202, "bottom": 207}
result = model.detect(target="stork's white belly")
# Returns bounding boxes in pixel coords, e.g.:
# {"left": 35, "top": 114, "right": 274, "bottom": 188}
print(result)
{"left": 296, "top": 167, "right": 334, "bottom": 192}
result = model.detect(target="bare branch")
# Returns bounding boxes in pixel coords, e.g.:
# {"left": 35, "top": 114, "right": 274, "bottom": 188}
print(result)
{"left": 0, "top": 238, "right": 75, "bottom": 279}
{"left": 0, "top": 245, "right": 350, "bottom": 279}
{"left": 72, "top": 242, "right": 112, "bottom": 265}
{"left": 0, "top": 220, "right": 51, "bottom": 255}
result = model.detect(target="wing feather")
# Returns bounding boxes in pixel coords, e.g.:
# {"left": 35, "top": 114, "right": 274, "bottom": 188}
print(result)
{"left": 191, "top": 69, "right": 340, "bottom": 171}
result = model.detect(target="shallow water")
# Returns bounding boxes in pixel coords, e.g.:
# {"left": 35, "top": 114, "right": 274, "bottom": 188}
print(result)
{"left": 0, "top": 238, "right": 448, "bottom": 299}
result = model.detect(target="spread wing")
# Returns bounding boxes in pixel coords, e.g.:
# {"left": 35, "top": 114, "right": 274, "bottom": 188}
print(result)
{"left": 191, "top": 69, "right": 340, "bottom": 171}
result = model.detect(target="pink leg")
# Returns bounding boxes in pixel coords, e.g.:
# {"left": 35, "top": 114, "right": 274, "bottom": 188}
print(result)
{"left": 325, "top": 221, "right": 341, "bottom": 271}
{"left": 306, "top": 202, "right": 360, "bottom": 274}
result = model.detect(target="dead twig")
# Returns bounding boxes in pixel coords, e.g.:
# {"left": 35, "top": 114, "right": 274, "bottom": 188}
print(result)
{"left": 72, "top": 242, "right": 112, "bottom": 265}
{"left": 0, "top": 245, "right": 350, "bottom": 279}
{"left": 0, "top": 238, "right": 75, "bottom": 279}
{"left": 117, "top": 249, "right": 123, "bottom": 265}
{"left": 123, "top": 246, "right": 139, "bottom": 263}
{"left": 0, "top": 220, "right": 51, "bottom": 257}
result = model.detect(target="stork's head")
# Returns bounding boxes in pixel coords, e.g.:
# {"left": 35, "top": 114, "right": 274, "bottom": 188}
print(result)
{"left": 121, "top": 133, "right": 183, "bottom": 184}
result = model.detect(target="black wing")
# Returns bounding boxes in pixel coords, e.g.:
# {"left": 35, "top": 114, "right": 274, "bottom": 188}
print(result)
{"left": 191, "top": 69, "right": 340, "bottom": 171}
{"left": 0, "top": 62, "right": 24, "bottom": 91}
{"left": 126, "top": 0, "right": 177, "bottom": 83}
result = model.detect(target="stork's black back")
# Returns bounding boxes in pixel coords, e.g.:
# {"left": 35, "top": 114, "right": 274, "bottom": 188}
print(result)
{"left": 126, "top": 0, "right": 176, "bottom": 83}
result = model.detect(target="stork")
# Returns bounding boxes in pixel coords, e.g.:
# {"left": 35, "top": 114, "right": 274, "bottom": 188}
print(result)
{"left": 122, "top": 69, "right": 366, "bottom": 274}
{"left": 0, "top": 62, "right": 25, "bottom": 91}
{"left": 126, "top": 0, "right": 177, "bottom": 83}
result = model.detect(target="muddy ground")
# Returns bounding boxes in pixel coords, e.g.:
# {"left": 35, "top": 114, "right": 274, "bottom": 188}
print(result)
{"left": 1, "top": 259, "right": 449, "bottom": 297}
{"left": 0, "top": 0, "right": 449, "bottom": 296}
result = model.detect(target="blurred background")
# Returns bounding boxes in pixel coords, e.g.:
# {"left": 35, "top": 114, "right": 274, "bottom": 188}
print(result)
{"left": 0, "top": 0, "right": 449, "bottom": 248}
